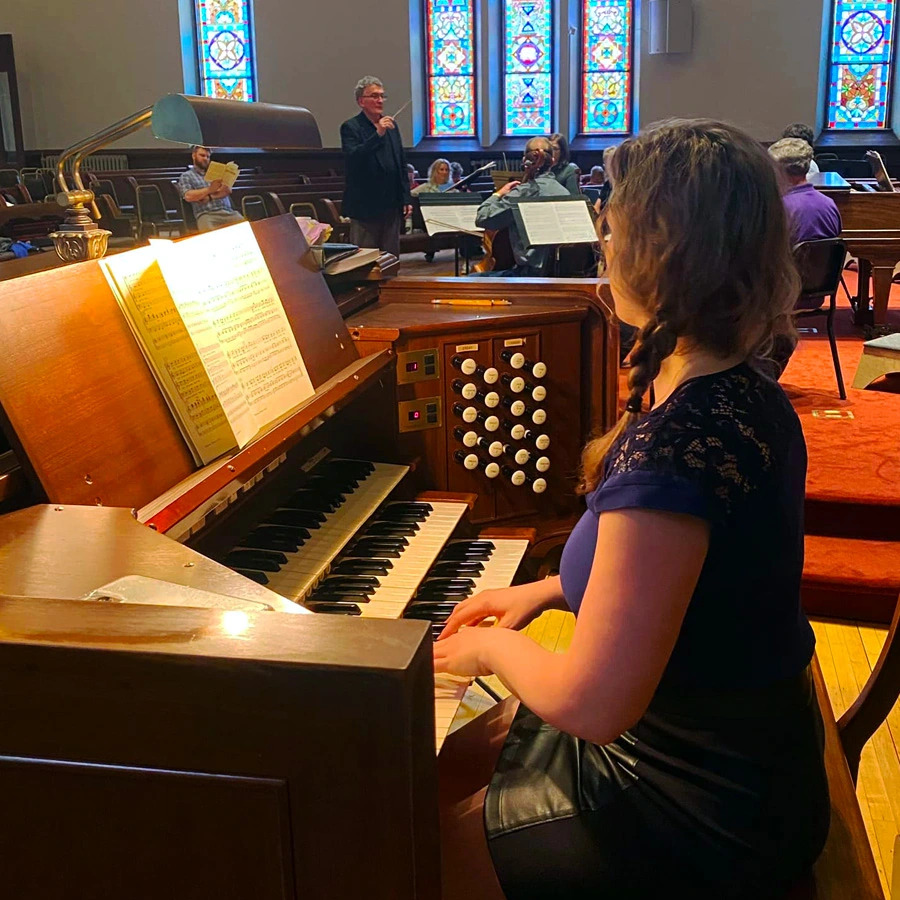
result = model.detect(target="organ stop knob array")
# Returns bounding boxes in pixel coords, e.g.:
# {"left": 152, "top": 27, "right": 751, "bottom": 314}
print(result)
{"left": 451, "top": 349, "right": 550, "bottom": 493}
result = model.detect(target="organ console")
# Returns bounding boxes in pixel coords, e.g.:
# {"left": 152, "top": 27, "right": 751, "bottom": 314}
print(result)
{"left": 0, "top": 215, "right": 617, "bottom": 897}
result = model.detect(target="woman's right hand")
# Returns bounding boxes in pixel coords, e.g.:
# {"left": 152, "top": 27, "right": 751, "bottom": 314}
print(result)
{"left": 437, "top": 586, "right": 544, "bottom": 639}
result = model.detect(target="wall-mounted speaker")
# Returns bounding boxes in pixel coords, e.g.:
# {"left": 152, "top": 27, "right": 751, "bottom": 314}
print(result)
{"left": 649, "top": 0, "right": 693, "bottom": 55}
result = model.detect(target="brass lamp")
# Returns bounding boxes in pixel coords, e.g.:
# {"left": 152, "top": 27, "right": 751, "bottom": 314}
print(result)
{"left": 51, "top": 94, "right": 323, "bottom": 262}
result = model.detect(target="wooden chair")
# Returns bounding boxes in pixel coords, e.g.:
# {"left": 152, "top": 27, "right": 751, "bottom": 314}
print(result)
{"left": 793, "top": 239, "right": 847, "bottom": 400}
{"left": 785, "top": 594, "right": 900, "bottom": 898}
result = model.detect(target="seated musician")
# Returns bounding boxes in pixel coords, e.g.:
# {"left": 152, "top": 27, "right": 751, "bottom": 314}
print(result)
{"left": 411, "top": 158, "right": 455, "bottom": 195}
{"left": 769, "top": 138, "right": 842, "bottom": 243}
{"left": 449, "top": 161, "right": 466, "bottom": 189}
{"left": 474, "top": 137, "right": 570, "bottom": 276}
{"left": 177, "top": 145, "right": 244, "bottom": 233}
{"left": 549, "top": 133, "right": 581, "bottom": 196}
{"left": 584, "top": 165, "right": 605, "bottom": 186}
{"left": 435, "top": 120, "right": 829, "bottom": 900}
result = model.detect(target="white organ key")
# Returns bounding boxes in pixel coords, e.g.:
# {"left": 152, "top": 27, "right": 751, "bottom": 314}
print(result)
{"left": 261, "top": 461, "right": 408, "bottom": 601}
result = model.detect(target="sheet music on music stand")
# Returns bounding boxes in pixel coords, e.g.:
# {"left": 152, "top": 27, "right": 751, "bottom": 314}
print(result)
{"left": 513, "top": 197, "right": 598, "bottom": 247}
{"left": 418, "top": 194, "right": 484, "bottom": 237}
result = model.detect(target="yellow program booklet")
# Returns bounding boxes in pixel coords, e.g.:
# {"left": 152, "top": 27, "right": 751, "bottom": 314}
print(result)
{"left": 100, "top": 223, "right": 315, "bottom": 465}
{"left": 204, "top": 160, "right": 240, "bottom": 188}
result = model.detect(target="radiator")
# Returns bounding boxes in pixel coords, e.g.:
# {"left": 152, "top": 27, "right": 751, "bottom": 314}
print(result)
{"left": 41, "top": 153, "right": 130, "bottom": 172}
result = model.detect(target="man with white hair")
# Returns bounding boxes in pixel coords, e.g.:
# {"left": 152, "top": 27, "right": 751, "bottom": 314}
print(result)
{"left": 340, "top": 76, "right": 412, "bottom": 257}
{"left": 768, "top": 138, "right": 841, "bottom": 243}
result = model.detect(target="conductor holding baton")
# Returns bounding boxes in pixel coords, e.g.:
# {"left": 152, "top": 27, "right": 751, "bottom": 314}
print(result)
{"left": 340, "top": 76, "right": 412, "bottom": 257}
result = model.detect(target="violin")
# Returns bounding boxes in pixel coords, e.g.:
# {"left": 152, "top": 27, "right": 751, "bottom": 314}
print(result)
{"left": 473, "top": 147, "right": 553, "bottom": 274}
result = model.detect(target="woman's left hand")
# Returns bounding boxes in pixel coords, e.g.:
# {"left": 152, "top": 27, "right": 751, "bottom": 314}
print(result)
{"left": 433, "top": 627, "right": 500, "bottom": 677}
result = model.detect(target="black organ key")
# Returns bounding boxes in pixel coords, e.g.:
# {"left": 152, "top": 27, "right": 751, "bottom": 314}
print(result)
{"left": 430, "top": 561, "right": 484, "bottom": 576}
{"left": 326, "top": 459, "right": 376, "bottom": 475}
{"left": 240, "top": 532, "right": 300, "bottom": 553}
{"left": 224, "top": 549, "right": 287, "bottom": 572}
{"left": 266, "top": 510, "right": 314, "bottom": 534}
{"left": 278, "top": 497, "right": 328, "bottom": 521}
{"left": 234, "top": 568, "right": 269, "bottom": 585}
{"left": 320, "top": 575, "right": 381, "bottom": 589}
{"left": 344, "top": 544, "right": 403, "bottom": 559}
{"left": 271, "top": 508, "right": 323, "bottom": 529}
{"left": 332, "top": 560, "right": 392, "bottom": 575}
{"left": 422, "top": 577, "right": 476, "bottom": 590}
{"left": 289, "top": 489, "right": 345, "bottom": 513}
{"left": 252, "top": 524, "right": 309, "bottom": 545}
{"left": 364, "top": 521, "right": 419, "bottom": 536}
{"left": 405, "top": 606, "right": 459, "bottom": 621}
{"left": 306, "top": 601, "right": 362, "bottom": 615}
{"left": 310, "top": 586, "right": 373, "bottom": 601}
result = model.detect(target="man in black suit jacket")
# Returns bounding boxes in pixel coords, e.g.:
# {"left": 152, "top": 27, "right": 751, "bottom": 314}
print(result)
{"left": 340, "top": 76, "right": 412, "bottom": 257}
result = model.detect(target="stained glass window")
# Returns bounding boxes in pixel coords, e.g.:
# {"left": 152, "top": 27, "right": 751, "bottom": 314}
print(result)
{"left": 581, "top": 0, "right": 634, "bottom": 134}
{"left": 195, "top": 0, "right": 257, "bottom": 102}
{"left": 425, "top": 0, "right": 477, "bottom": 136}
{"left": 826, "top": 0, "right": 894, "bottom": 129}
{"left": 504, "top": 1, "right": 553, "bottom": 135}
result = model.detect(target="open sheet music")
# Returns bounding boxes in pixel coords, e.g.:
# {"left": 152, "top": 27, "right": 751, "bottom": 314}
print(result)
{"left": 515, "top": 198, "right": 598, "bottom": 246}
{"left": 100, "top": 223, "right": 315, "bottom": 465}
{"left": 419, "top": 198, "right": 484, "bottom": 237}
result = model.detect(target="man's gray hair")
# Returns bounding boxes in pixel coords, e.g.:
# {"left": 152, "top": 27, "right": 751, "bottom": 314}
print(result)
{"left": 355, "top": 76, "right": 383, "bottom": 102}
{"left": 769, "top": 138, "right": 814, "bottom": 178}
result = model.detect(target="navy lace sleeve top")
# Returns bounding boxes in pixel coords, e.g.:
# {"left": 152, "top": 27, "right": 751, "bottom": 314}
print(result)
{"left": 559, "top": 363, "right": 815, "bottom": 690}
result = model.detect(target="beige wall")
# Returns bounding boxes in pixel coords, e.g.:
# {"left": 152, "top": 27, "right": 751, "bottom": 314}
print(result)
{"left": 7, "top": 0, "right": 828, "bottom": 150}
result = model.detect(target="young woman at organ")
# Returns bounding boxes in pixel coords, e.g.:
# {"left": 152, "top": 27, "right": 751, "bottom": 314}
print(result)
{"left": 434, "top": 119, "right": 829, "bottom": 899}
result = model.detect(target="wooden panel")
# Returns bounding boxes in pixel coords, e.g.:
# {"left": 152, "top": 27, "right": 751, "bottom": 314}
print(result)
{"left": 0, "top": 259, "right": 195, "bottom": 508}
{"left": 0, "top": 597, "right": 440, "bottom": 900}
{"left": 832, "top": 193, "right": 900, "bottom": 232}
{"left": 251, "top": 215, "right": 360, "bottom": 386}
{"left": 0, "top": 758, "right": 293, "bottom": 900}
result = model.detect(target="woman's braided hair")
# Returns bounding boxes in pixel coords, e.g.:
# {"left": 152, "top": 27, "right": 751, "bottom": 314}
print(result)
{"left": 579, "top": 119, "right": 800, "bottom": 493}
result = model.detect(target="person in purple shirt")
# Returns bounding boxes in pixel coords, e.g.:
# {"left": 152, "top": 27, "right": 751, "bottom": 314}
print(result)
{"left": 434, "top": 120, "right": 828, "bottom": 900}
{"left": 769, "top": 138, "right": 842, "bottom": 242}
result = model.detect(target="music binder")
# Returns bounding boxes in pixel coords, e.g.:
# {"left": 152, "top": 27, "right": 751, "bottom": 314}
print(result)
{"left": 512, "top": 197, "right": 599, "bottom": 247}
{"left": 418, "top": 194, "right": 484, "bottom": 237}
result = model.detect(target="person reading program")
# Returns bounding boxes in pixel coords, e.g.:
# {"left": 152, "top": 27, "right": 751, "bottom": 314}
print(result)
{"left": 435, "top": 119, "right": 829, "bottom": 900}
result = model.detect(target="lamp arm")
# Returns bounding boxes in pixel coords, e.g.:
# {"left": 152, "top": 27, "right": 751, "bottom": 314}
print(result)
{"left": 56, "top": 107, "right": 153, "bottom": 217}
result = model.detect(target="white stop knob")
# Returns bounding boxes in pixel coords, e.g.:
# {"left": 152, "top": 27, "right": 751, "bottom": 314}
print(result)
{"left": 463, "top": 453, "right": 479, "bottom": 470}
{"left": 535, "top": 456, "right": 551, "bottom": 472}
{"left": 535, "top": 433, "right": 550, "bottom": 450}
{"left": 509, "top": 376, "right": 525, "bottom": 393}
{"left": 531, "top": 361, "right": 547, "bottom": 379}
{"left": 485, "top": 391, "right": 500, "bottom": 408}
{"left": 484, "top": 462, "right": 500, "bottom": 479}
{"left": 509, "top": 352, "right": 525, "bottom": 369}
{"left": 514, "top": 449, "right": 531, "bottom": 465}
{"left": 510, "top": 400, "right": 526, "bottom": 417}
{"left": 489, "top": 441, "right": 504, "bottom": 457}
{"left": 532, "top": 477, "right": 547, "bottom": 494}
{"left": 462, "top": 430, "right": 478, "bottom": 448}
{"left": 511, "top": 423, "right": 526, "bottom": 440}
{"left": 532, "top": 385, "right": 547, "bottom": 402}
{"left": 484, "top": 415, "right": 500, "bottom": 432}
{"left": 483, "top": 367, "right": 499, "bottom": 384}
{"left": 461, "top": 382, "right": 477, "bottom": 400}
{"left": 510, "top": 469, "right": 526, "bottom": 486}
{"left": 461, "top": 358, "right": 477, "bottom": 375}
{"left": 462, "top": 406, "right": 477, "bottom": 423}
{"left": 531, "top": 408, "right": 547, "bottom": 425}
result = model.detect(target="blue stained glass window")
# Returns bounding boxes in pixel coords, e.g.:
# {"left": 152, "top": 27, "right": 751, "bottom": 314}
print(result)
{"left": 581, "top": 0, "right": 634, "bottom": 134}
{"left": 426, "top": 0, "right": 477, "bottom": 136}
{"left": 195, "top": 0, "right": 257, "bottom": 102}
{"left": 504, "top": 1, "right": 553, "bottom": 135}
{"left": 826, "top": 0, "right": 894, "bottom": 129}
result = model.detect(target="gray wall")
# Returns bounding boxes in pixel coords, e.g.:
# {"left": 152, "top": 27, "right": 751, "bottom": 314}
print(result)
{"left": 7, "top": 0, "right": 827, "bottom": 150}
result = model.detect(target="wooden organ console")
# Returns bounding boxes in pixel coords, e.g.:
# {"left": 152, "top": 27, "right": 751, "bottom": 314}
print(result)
{"left": 0, "top": 215, "right": 617, "bottom": 899}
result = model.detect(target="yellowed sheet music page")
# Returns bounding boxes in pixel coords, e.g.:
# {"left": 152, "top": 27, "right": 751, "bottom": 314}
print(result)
{"left": 99, "top": 247, "right": 240, "bottom": 465}
{"left": 158, "top": 223, "right": 315, "bottom": 435}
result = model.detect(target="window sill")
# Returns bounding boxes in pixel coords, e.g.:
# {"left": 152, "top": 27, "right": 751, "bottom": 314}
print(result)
{"left": 569, "top": 135, "right": 632, "bottom": 152}
{"left": 816, "top": 131, "right": 900, "bottom": 149}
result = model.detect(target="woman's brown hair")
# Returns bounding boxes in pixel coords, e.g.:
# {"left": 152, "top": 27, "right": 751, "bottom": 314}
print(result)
{"left": 580, "top": 119, "right": 799, "bottom": 492}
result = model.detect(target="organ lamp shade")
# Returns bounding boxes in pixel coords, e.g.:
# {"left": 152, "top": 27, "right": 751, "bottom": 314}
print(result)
{"left": 51, "top": 94, "right": 323, "bottom": 263}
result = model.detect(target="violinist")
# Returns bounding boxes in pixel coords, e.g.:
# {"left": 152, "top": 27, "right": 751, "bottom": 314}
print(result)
{"left": 473, "top": 136, "right": 569, "bottom": 276}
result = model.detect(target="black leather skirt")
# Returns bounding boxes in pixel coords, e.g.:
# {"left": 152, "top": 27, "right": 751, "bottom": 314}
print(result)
{"left": 484, "top": 667, "right": 830, "bottom": 900}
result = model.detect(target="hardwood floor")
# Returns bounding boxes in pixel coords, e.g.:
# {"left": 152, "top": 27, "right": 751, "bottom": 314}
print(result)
{"left": 451, "top": 611, "right": 899, "bottom": 897}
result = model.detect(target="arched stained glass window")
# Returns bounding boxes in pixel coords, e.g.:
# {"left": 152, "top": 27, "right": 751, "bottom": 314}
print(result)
{"left": 195, "top": 0, "right": 257, "bottom": 102}
{"left": 581, "top": 0, "right": 634, "bottom": 134}
{"left": 826, "top": 0, "right": 894, "bottom": 129}
{"left": 425, "top": 0, "right": 477, "bottom": 136}
{"left": 504, "top": 0, "right": 553, "bottom": 135}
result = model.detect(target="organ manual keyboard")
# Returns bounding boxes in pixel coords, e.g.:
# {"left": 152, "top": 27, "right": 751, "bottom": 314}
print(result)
{"left": 0, "top": 211, "right": 616, "bottom": 899}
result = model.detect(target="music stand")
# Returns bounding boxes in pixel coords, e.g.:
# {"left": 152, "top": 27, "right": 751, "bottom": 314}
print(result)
{"left": 512, "top": 196, "right": 598, "bottom": 277}
{"left": 418, "top": 194, "right": 484, "bottom": 276}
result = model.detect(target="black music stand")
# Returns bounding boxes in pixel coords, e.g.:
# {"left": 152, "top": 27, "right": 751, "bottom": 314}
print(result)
{"left": 512, "top": 196, "right": 598, "bottom": 276}
{"left": 419, "top": 194, "right": 484, "bottom": 276}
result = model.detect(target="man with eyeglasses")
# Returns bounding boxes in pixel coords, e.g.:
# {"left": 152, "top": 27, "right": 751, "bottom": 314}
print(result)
{"left": 340, "top": 76, "right": 412, "bottom": 257}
